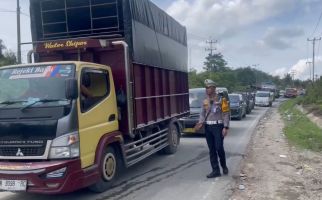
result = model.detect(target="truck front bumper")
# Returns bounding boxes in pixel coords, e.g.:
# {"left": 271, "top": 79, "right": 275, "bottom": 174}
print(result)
{"left": 0, "top": 159, "right": 99, "bottom": 194}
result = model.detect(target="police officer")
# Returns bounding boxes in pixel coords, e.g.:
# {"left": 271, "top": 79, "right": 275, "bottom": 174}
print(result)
{"left": 195, "top": 79, "right": 230, "bottom": 178}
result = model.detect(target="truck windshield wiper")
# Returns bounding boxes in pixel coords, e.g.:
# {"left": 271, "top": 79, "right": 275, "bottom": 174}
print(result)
{"left": 0, "top": 100, "right": 28, "bottom": 107}
{"left": 21, "top": 99, "right": 69, "bottom": 111}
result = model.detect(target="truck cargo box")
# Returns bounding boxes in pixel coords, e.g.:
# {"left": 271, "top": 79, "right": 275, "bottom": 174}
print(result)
{"left": 30, "top": 0, "right": 187, "bottom": 72}
{"left": 29, "top": 0, "right": 189, "bottom": 134}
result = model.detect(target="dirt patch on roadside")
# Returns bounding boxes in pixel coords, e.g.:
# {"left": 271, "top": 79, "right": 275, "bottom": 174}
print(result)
{"left": 230, "top": 107, "right": 322, "bottom": 200}
{"left": 298, "top": 105, "right": 322, "bottom": 130}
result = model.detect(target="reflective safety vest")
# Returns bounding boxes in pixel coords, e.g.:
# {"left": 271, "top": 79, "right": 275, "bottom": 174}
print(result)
{"left": 221, "top": 97, "right": 230, "bottom": 113}
{"left": 202, "top": 95, "right": 229, "bottom": 113}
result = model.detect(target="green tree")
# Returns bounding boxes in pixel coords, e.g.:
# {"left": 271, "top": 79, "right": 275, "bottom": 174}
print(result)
{"left": 235, "top": 67, "right": 256, "bottom": 86}
{"left": 0, "top": 39, "right": 6, "bottom": 58}
{"left": 281, "top": 74, "right": 292, "bottom": 88}
{"left": 0, "top": 39, "right": 17, "bottom": 67}
{"left": 203, "top": 53, "right": 228, "bottom": 72}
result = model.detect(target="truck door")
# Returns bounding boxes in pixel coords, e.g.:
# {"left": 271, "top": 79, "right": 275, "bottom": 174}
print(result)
{"left": 78, "top": 66, "right": 118, "bottom": 168}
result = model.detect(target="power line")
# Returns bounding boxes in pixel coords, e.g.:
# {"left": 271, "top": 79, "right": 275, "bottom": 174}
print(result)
{"left": 0, "top": 8, "right": 29, "bottom": 17}
{"left": 311, "top": 9, "right": 322, "bottom": 37}
{"left": 317, "top": 38, "right": 321, "bottom": 57}
{"left": 187, "top": 32, "right": 208, "bottom": 40}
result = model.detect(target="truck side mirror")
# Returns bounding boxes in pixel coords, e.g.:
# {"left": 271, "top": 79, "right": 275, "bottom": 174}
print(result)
{"left": 65, "top": 78, "right": 79, "bottom": 100}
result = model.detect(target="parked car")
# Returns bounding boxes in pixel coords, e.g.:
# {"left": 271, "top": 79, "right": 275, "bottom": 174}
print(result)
{"left": 270, "top": 91, "right": 275, "bottom": 101}
{"left": 246, "top": 92, "right": 255, "bottom": 111}
{"left": 279, "top": 90, "right": 285, "bottom": 97}
{"left": 216, "top": 87, "right": 229, "bottom": 94}
{"left": 236, "top": 92, "right": 252, "bottom": 114}
{"left": 255, "top": 91, "right": 272, "bottom": 107}
{"left": 229, "top": 94, "right": 247, "bottom": 120}
{"left": 284, "top": 88, "right": 298, "bottom": 98}
{"left": 182, "top": 88, "right": 206, "bottom": 134}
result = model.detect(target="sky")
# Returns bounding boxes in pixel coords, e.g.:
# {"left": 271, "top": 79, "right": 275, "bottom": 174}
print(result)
{"left": 0, "top": 0, "right": 322, "bottom": 80}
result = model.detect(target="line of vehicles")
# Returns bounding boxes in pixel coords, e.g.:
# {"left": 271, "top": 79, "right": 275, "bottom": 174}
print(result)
{"left": 180, "top": 86, "right": 284, "bottom": 135}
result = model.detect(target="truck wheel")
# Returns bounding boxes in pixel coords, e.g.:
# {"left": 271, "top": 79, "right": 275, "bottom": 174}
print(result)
{"left": 89, "top": 146, "right": 119, "bottom": 193}
{"left": 162, "top": 123, "right": 180, "bottom": 154}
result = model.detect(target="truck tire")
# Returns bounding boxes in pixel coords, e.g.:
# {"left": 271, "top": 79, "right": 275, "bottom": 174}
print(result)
{"left": 162, "top": 122, "right": 180, "bottom": 154}
{"left": 89, "top": 146, "right": 119, "bottom": 193}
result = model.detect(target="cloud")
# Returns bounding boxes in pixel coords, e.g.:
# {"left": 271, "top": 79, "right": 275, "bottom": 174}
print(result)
{"left": 272, "top": 67, "right": 288, "bottom": 77}
{"left": 258, "top": 27, "right": 305, "bottom": 50}
{"left": 289, "top": 56, "right": 322, "bottom": 80}
{"left": 167, "top": 0, "right": 295, "bottom": 40}
{"left": 165, "top": 0, "right": 299, "bottom": 71}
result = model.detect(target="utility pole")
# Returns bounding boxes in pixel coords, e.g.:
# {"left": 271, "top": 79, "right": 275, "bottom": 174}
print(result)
{"left": 306, "top": 61, "right": 312, "bottom": 81}
{"left": 252, "top": 64, "right": 259, "bottom": 88}
{"left": 17, "top": 0, "right": 21, "bottom": 64}
{"left": 290, "top": 70, "right": 296, "bottom": 87}
{"left": 205, "top": 39, "right": 217, "bottom": 56}
{"left": 307, "top": 37, "right": 321, "bottom": 83}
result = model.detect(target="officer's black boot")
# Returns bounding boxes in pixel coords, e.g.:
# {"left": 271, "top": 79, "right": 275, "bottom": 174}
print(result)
{"left": 207, "top": 171, "right": 221, "bottom": 178}
{"left": 220, "top": 157, "right": 228, "bottom": 175}
{"left": 222, "top": 166, "right": 229, "bottom": 175}
{"left": 207, "top": 166, "right": 221, "bottom": 178}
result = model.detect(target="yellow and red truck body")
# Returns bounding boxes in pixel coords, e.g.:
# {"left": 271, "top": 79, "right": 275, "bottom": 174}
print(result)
{"left": 0, "top": 0, "right": 189, "bottom": 194}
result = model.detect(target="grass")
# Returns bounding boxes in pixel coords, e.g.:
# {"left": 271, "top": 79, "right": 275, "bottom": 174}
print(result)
{"left": 279, "top": 98, "right": 322, "bottom": 152}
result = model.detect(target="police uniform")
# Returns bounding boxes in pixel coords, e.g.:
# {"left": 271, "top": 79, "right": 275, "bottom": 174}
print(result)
{"left": 199, "top": 79, "right": 230, "bottom": 178}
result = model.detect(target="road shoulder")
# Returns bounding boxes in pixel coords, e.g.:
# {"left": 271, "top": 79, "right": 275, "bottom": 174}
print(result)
{"left": 230, "top": 107, "right": 322, "bottom": 200}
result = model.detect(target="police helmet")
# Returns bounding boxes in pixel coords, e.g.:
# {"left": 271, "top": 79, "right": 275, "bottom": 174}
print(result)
{"left": 204, "top": 79, "right": 216, "bottom": 87}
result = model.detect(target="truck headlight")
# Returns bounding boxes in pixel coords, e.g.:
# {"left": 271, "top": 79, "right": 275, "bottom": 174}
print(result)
{"left": 49, "top": 132, "right": 80, "bottom": 159}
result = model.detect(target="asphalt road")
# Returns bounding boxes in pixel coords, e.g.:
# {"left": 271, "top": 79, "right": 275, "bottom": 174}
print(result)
{"left": 0, "top": 106, "right": 271, "bottom": 200}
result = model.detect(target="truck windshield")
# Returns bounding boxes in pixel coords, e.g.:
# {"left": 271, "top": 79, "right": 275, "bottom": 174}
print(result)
{"left": 0, "top": 64, "right": 75, "bottom": 108}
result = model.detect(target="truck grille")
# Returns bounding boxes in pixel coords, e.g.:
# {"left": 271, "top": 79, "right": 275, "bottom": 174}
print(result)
{"left": 0, "top": 146, "right": 46, "bottom": 157}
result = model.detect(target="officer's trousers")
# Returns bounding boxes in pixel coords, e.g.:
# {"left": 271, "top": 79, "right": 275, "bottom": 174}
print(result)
{"left": 205, "top": 124, "right": 227, "bottom": 172}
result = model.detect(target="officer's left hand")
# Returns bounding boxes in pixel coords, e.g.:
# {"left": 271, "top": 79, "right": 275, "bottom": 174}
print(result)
{"left": 222, "top": 128, "right": 228, "bottom": 137}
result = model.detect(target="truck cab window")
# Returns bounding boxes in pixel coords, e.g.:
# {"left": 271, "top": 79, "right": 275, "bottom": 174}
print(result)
{"left": 81, "top": 69, "right": 110, "bottom": 112}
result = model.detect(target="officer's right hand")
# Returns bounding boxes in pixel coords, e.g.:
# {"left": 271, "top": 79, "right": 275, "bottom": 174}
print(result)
{"left": 194, "top": 123, "right": 203, "bottom": 131}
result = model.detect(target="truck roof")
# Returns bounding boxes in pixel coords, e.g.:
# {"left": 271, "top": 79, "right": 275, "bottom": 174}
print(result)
{"left": 29, "top": 0, "right": 188, "bottom": 73}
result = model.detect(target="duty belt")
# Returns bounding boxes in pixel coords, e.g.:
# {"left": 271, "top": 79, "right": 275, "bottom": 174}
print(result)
{"left": 206, "top": 120, "right": 223, "bottom": 125}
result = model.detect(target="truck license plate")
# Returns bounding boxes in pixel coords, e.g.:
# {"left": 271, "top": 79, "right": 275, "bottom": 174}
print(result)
{"left": 0, "top": 180, "right": 27, "bottom": 191}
